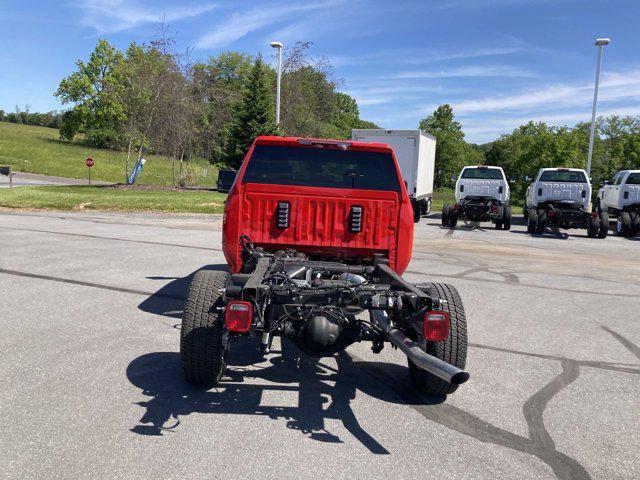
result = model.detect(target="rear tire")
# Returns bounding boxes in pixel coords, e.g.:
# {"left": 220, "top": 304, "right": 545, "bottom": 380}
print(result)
{"left": 442, "top": 204, "right": 451, "bottom": 227}
{"left": 502, "top": 205, "right": 512, "bottom": 230}
{"left": 587, "top": 214, "right": 600, "bottom": 238}
{"left": 598, "top": 211, "right": 609, "bottom": 238}
{"left": 617, "top": 212, "right": 632, "bottom": 237}
{"left": 180, "top": 270, "right": 230, "bottom": 386}
{"left": 630, "top": 212, "right": 640, "bottom": 237}
{"left": 527, "top": 208, "right": 538, "bottom": 234}
{"left": 413, "top": 203, "right": 421, "bottom": 223}
{"left": 409, "top": 283, "right": 467, "bottom": 396}
{"left": 536, "top": 210, "right": 547, "bottom": 234}
{"left": 494, "top": 205, "right": 503, "bottom": 230}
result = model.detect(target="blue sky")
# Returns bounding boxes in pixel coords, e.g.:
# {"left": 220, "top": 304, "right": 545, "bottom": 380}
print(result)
{"left": 1, "top": 0, "right": 638, "bottom": 143}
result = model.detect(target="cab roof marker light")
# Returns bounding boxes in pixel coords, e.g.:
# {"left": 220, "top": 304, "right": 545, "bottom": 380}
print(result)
{"left": 297, "top": 139, "right": 351, "bottom": 150}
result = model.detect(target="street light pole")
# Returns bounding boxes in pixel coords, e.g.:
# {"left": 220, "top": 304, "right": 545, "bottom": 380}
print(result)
{"left": 270, "top": 41, "right": 283, "bottom": 126}
{"left": 586, "top": 37, "right": 610, "bottom": 177}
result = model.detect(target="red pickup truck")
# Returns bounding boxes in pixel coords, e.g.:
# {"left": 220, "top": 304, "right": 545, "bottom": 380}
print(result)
{"left": 181, "top": 136, "right": 469, "bottom": 397}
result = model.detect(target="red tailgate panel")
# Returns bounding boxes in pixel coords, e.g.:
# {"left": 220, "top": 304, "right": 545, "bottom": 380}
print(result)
{"left": 241, "top": 183, "right": 398, "bottom": 265}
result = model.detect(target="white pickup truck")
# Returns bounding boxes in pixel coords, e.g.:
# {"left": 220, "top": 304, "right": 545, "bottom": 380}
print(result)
{"left": 442, "top": 165, "right": 512, "bottom": 230}
{"left": 596, "top": 170, "right": 640, "bottom": 237}
{"left": 525, "top": 167, "right": 606, "bottom": 237}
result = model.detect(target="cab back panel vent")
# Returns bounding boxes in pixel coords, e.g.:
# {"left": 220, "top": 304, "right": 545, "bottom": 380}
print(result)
{"left": 276, "top": 201, "right": 290, "bottom": 229}
{"left": 349, "top": 205, "right": 363, "bottom": 233}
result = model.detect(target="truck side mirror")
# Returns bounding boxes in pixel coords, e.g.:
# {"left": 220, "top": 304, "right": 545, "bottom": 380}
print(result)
{"left": 450, "top": 174, "right": 457, "bottom": 181}
{"left": 524, "top": 175, "right": 531, "bottom": 182}
{"left": 508, "top": 175, "right": 516, "bottom": 183}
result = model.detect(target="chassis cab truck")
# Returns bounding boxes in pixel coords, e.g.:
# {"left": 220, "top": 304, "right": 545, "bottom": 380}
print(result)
{"left": 351, "top": 129, "right": 436, "bottom": 223}
{"left": 442, "top": 166, "right": 512, "bottom": 230}
{"left": 181, "top": 136, "right": 469, "bottom": 397}
{"left": 596, "top": 170, "right": 640, "bottom": 237}
{"left": 525, "top": 168, "right": 607, "bottom": 237}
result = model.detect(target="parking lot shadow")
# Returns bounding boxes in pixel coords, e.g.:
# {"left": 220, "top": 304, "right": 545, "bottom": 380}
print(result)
{"left": 126, "top": 340, "right": 442, "bottom": 454}
{"left": 138, "top": 264, "right": 228, "bottom": 318}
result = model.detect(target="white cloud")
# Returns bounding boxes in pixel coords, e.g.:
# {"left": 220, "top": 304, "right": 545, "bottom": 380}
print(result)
{"left": 454, "top": 67, "right": 640, "bottom": 114}
{"left": 347, "top": 84, "right": 448, "bottom": 107}
{"left": 195, "top": 0, "right": 345, "bottom": 50}
{"left": 463, "top": 105, "right": 640, "bottom": 142}
{"left": 76, "top": 0, "right": 217, "bottom": 34}
{"left": 389, "top": 65, "right": 536, "bottom": 80}
{"left": 357, "top": 66, "right": 640, "bottom": 143}
{"left": 330, "top": 46, "right": 524, "bottom": 68}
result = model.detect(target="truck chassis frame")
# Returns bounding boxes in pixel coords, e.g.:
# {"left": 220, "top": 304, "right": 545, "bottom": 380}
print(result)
{"left": 180, "top": 238, "right": 469, "bottom": 395}
{"left": 442, "top": 197, "right": 511, "bottom": 230}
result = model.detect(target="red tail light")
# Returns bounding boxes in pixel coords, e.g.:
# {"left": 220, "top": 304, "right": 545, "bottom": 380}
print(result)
{"left": 547, "top": 210, "right": 556, "bottom": 217}
{"left": 423, "top": 310, "right": 450, "bottom": 341}
{"left": 225, "top": 300, "right": 253, "bottom": 332}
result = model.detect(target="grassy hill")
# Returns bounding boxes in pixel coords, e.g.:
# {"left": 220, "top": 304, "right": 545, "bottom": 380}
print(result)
{"left": 0, "top": 122, "right": 217, "bottom": 186}
{"left": 0, "top": 185, "right": 227, "bottom": 213}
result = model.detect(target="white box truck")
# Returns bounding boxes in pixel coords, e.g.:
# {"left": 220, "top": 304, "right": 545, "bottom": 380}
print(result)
{"left": 351, "top": 129, "right": 436, "bottom": 222}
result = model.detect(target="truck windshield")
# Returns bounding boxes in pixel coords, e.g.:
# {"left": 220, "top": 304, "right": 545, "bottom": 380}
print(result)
{"left": 461, "top": 168, "right": 503, "bottom": 180}
{"left": 242, "top": 145, "right": 401, "bottom": 192}
{"left": 626, "top": 173, "right": 640, "bottom": 185}
{"left": 539, "top": 171, "right": 587, "bottom": 183}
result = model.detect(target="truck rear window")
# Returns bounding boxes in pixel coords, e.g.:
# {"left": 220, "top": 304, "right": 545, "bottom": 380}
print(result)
{"left": 461, "top": 168, "right": 503, "bottom": 180}
{"left": 540, "top": 171, "right": 587, "bottom": 183}
{"left": 626, "top": 173, "right": 640, "bottom": 185}
{"left": 242, "top": 145, "right": 401, "bottom": 192}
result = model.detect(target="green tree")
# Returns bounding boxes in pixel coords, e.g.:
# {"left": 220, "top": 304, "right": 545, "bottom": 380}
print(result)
{"left": 192, "top": 51, "right": 255, "bottom": 162}
{"left": 323, "top": 92, "right": 378, "bottom": 139}
{"left": 485, "top": 121, "right": 584, "bottom": 201}
{"left": 55, "top": 39, "right": 125, "bottom": 147}
{"left": 419, "top": 104, "right": 473, "bottom": 187}
{"left": 222, "top": 55, "right": 280, "bottom": 168}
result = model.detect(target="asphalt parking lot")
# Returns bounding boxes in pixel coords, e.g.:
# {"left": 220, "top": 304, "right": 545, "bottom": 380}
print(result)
{"left": 1, "top": 210, "right": 638, "bottom": 480}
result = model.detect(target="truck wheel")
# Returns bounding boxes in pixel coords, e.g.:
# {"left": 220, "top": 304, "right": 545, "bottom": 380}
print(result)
{"left": 587, "top": 215, "right": 600, "bottom": 238}
{"left": 180, "top": 270, "right": 230, "bottom": 386}
{"left": 502, "top": 205, "right": 512, "bottom": 230}
{"left": 449, "top": 213, "right": 458, "bottom": 228}
{"left": 424, "top": 198, "right": 432, "bottom": 215}
{"left": 523, "top": 208, "right": 529, "bottom": 221}
{"left": 617, "top": 212, "right": 632, "bottom": 237}
{"left": 536, "top": 210, "right": 546, "bottom": 234}
{"left": 409, "top": 283, "right": 467, "bottom": 396}
{"left": 630, "top": 213, "right": 640, "bottom": 237}
{"left": 527, "top": 209, "right": 538, "bottom": 234}
{"left": 598, "top": 211, "right": 609, "bottom": 238}
{"left": 442, "top": 205, "right": 451, "bottom": 227}
{"left": 494, "top": 205, "right": 503, "bottom": 230}
{"left": 411, "top": 200, "right": 422, "bottom": 223}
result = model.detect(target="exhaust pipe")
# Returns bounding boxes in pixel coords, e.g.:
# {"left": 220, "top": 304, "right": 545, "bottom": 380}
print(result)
{"left": 370, "top": 310, "right": 470, "bottom": 385}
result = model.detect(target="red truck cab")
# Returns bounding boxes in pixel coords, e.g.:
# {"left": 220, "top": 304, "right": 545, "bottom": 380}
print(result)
{"left": 222, "top": 136, "right": 414, "bottom": 274}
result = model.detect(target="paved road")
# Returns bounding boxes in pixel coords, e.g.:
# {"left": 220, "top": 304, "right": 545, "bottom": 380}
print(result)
{"left": 1, "top": 211, "right": 638, "bottom": 480}
{"left": 0, "top": 172, "right": 112, "bottom": 188}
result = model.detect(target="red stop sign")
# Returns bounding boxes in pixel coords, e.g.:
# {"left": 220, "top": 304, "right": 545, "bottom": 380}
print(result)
{"left": 86, "top": 157, "right": 94, "bottom": 168}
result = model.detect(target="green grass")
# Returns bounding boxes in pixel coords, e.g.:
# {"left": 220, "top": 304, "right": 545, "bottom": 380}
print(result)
{"left": 432, "top": 188, "right": 456, "bottom": 212}
{"left": 0, "top": 122, "right": 217, "bottom": 186}
{"left": 0, "top": 185, "right": 227, "bottom": 213}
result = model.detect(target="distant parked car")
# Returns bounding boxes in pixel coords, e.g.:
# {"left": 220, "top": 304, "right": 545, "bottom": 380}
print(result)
{"left": 596, "top": 170, "right": 640, "bottom": 237}
{"left": 217, "top": 169, "right": 236, "bottom": 193}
